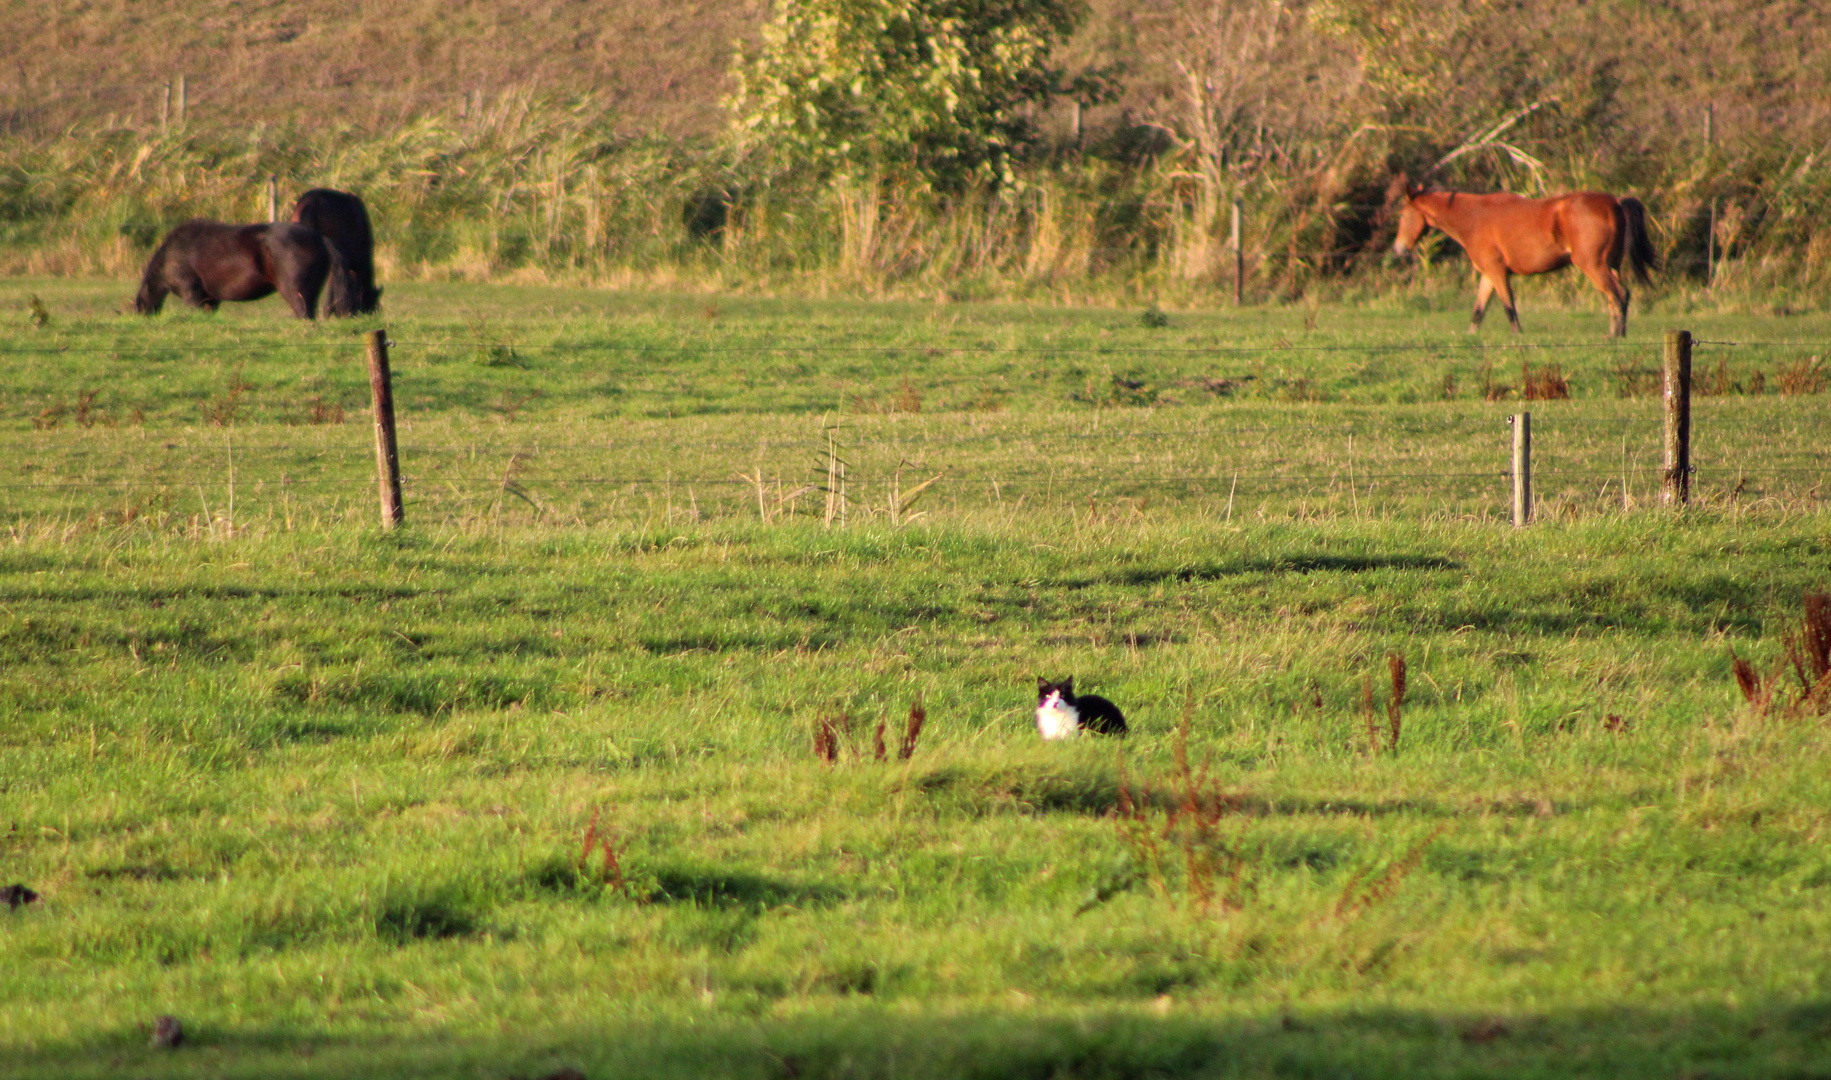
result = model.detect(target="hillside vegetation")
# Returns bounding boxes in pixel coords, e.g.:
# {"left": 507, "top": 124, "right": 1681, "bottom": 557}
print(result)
{"left": 3, "top": 0, "right": 751, "bottom": 136}
{"left": 4, "top": 0, "right": 1831, "bottom": 301}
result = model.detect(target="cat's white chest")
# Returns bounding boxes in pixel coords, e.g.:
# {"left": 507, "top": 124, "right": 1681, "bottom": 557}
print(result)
{"left": 1036, "top": 693, "right": 1082, "bottom": 740}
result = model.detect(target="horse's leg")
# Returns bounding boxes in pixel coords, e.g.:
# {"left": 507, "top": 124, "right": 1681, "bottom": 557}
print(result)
{"left": 1579, "top": 261, "right": 1629, "bottom": 338}
{"left": 272, "top": 267, "right": 318, "bottom": 319}
{"left": 175, "top": 273, "right": 216, "bottom": 311}
{"left": 134, "top": 278, "right": 169, "bottom": 314}
{"left": 279, "top": 283, "right": 315, "bottom": 320}
{"left": 1491, "top": 270, "right": 1523, "bottom": 334}
{"left": 278, "top": 242, "right": 329, "bottom": 319}
{"left": 1469, "top": 274, "right": 1495, "bottom": 333}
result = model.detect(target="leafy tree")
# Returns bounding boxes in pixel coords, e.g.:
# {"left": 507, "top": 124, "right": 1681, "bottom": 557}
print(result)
{"left": 728, "top": 0, "right": 1087, "bottom": 190}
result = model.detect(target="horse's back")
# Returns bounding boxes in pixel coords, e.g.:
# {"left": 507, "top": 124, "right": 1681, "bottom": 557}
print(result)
{"left": 1462, "top": 192, "right": 1622, "bottom": 258}
{"left": 146, "top": 221, "right": 275, "bottom": 302}
{"left": 260, "top": 222, "right": 333, "bottom": 275}
{"left": 158, "top": 219, "right": 245, "bottom": 252}
{"left": 291, "top": 188, "right": 369, "bottom": 220}
{"left": 290, "top": 189, "right": 374, "bottom": 257}
{"left": 154, "top": 220, "right": 268, "bottom": 270}
{"left": 1548, "top": 193, "right": 1625, "bottom": 256}
{"left": 265, "top": 220, "right": 327, "bottom": 250}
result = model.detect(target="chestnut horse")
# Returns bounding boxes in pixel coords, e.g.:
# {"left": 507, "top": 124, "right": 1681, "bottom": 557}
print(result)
{"left": 132, "top": 220, "right": 355, "bottom": 319}
{"left": 1391, "top": 181, "right": 1656, "bottom": 337}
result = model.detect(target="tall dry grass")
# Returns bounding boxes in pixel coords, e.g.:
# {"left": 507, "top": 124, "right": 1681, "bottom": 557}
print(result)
{"left": 6, "top": 94, "right": 1831, "bottom": 303}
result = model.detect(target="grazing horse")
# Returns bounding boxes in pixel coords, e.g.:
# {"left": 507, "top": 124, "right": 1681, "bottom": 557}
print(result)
{"left": 133, "top": 220, "right": 354, "bottom": 319}
{"left": 289, "top": 188, "right": 381, "bottom": 314}
{"left": 1391, "top": 180, "right": 1657, "bottom": 337}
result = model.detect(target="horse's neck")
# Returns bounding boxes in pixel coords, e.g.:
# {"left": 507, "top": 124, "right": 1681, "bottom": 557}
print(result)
{"left": 1421, "top": 194, "right": 1479, "bottom": 247}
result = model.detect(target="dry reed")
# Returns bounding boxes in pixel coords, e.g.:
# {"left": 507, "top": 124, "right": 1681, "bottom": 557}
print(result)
{"left": 1521, "top": 361, "right": 1570, "bottom": 400}
{"left": 1777, "top": 357, "right": 1826, "bottom": 396}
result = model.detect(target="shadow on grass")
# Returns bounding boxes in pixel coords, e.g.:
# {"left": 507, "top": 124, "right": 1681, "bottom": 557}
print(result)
{"left": 1052, "top": 553, "right": 1464, "bottom": 590}
{"left": 373, "top": 889, "right": 484, "bottom": 943}
{"left": 648, "top": 864, "right": 847, "bottom": 913}
{"left": 528, "top": 859, "right": 846, "bottom": 913}
{"left": 18, "top": 1000, "right": 1829, "bottom": 1080}
{"left": 909, "top": 766, "right": 1565, "bottom": 820}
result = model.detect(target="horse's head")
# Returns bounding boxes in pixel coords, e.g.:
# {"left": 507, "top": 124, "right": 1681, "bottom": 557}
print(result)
{"left": 1391, "top": 188, "right": 1431, "bottom": 259}
{"left": 130, "top": 277, "right": 162, "bottom": 315}
{"left": 339, "top": 275, "right": 382, "bottom": 316}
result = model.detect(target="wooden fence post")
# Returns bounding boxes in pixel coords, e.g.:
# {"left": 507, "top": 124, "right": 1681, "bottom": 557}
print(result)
{"left": 160, "top": 82, "right": 171, "bottom": 130}
{"left": 1511, "top": 412, "right": 1531, "bottom": 527}
{"left": 175, "top": 75, "right": 187, "bottom": 126}
{"left": 1706, "top": 201, "right": 1718, "bottom": 289}
{"left": 265, "top": 175, "right": 279, "bottom": 223}
{"left": 1663, "top": 330, "right": 1692, "bottom": 506}
{"left": 1231, "top": 197, "right": 1244, "bottom": 306}
{"left": 366, "top": 329, "right": 404, "bottom": 529}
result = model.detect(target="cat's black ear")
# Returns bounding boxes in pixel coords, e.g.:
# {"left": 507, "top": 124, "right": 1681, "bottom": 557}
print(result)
{"left": 1036, "top": 676, "right": 1050, "bottom": 694}
{"left": 1062, "top": 676, "right": 1074, "bottom": 695}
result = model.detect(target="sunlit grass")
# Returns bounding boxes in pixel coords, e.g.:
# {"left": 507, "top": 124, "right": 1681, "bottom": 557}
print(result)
{"left": 1, "top": 281, "right": 1829, "bottom": 1078}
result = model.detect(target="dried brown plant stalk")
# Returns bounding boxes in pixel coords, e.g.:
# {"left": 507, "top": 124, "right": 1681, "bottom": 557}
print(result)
{"left": 1333, "top": 824, "right": 1449, "bottom": 922}
{"left": 1111, "top": 694, "right": 1246, "bottom": 914}
{"left": 814, "top": 714, "right": 841, "bottom": 764}
{"left": 898, "top": 696, "right": 926, "bottom": 760}
{"left": 1731, "top": 650, "right": 1769, "bottom": 707}
{"left": 1521, "top": 361, "right": 1570, "bottom": 400}
{"left": 1113, "top": 751, "right": 1169, "bottom": 900}
{"left": 1386, "top": 652, "right": 1407, "bottom": 753}
{"left": 577, "top": 807, "right": 626, "bottom": 892}
{"left": 1729, "top": 591, "right": 1831, "bottom": 717}
{"left": 1792, "top": 592, "right": 1831, "bottom": 689}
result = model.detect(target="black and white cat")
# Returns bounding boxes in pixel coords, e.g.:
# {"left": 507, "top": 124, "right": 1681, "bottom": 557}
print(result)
{"left": 1035, "top": 677, "right": 1128, "bottom": 739}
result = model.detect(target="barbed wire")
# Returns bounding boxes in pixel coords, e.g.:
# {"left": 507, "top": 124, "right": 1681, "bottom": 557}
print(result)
{"left": 3, "top": 336, "right": 1824, "bottom": 511}
{"left": 7, "top": 409, "right": 1828, "bottom": 456}
{"left": 11, "top": 434, "right": 1826, "bottom": 463}
{"left": 4, "top": 336, "right": 1821, "bottom": 360}
{"left": 4, "top": 462, "right": 1823, "bottom": 493}
{"left": 393, "top": 339, "right": 1673, "bottom": 355}
{"left": 0, "top": 343, "right": 365, "bottom": 356}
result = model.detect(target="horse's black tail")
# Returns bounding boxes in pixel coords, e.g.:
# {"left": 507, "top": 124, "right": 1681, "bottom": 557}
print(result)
{"left": 1620, "top": 197, "right": 1657, "bottom": 286}
{"left": 321, "top": 236, "right": 358, "bottom": 317}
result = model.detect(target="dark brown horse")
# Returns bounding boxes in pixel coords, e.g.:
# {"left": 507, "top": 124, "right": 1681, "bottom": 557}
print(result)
{"left": 289, "top": 188, "right": 381, "bottom": 314}
{"left": 1391, "top": 181, "right": 1657, "bottom": 337}
{"left": 133, "top": 220, "right": 355, "bottom": 318}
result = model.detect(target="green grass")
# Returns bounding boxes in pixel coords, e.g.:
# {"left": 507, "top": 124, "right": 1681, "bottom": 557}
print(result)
{"left": 6, "top": 275, "right": 1829, "bottom": 424}
{"left": 2, "top": 279, "right": 1830, "bottom": 1079}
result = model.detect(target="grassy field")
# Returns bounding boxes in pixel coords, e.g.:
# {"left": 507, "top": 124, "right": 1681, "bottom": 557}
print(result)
{"left": 2, "top": 278, "right": 1831, "bottom": 1079}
